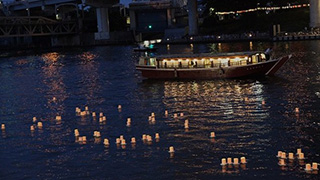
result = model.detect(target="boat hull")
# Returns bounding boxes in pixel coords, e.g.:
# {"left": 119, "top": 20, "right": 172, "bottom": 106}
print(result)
{"left": 136, "top": 55, "right": 291, "bottom": 79}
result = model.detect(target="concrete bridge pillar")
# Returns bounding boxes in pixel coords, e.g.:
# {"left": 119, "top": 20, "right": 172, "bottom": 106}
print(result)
{"left": 188, "top": 0, "right": 198, "bottom": 36}
{"left": 95, "top": 7, "right": 110, "bottom": 40}
{"left": 310, "top": 0, "right": 320, "bottom": 28}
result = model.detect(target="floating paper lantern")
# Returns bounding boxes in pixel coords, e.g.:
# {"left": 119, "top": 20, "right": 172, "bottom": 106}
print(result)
{"left": 233, "top": 158, "right": 239, "bottom": 165}
{"left": 298, "top": 153, "right": 305, "bottom": 160}
{"left": 95, "top": 131, "right": 101, "bottom": 138}
{"left": 288, "top": 153, "right": 294, "bottom": 160}
{"left": 103, "top": 138, "right": 109, "bottom": 146}
{"left": 305, "top": 164, "right": 312, "bottom": 171}
{"left": 221, "top": 158, "right": 227, "bottom": 166}
{"left": 169, "top": 146, "right": 175, "bottom": 153}
{"left": 80, "top": 111, "right": 86, "bottom": 116}
{"left": 240, "top": 157, "right": 247, "bottom": 164}
{"left": 297, "top": 148, "right": 302, "bottom": 154}
{"left": 277, "top": 151, "right": 282, "bottom": 157}
{"left": 127, "top": 118, "right": 131, "bottom": 127}
{"left": 37, "top": 122, "right": 43, "bottom": 128}
{"left": 82, "top": 136, "right": 87, "bottom": 142}
{"left": 155, "top": 133, "right": 160, "bottom": 139}
{"left": 210, "top": 132, "right": 216, "bottom": 138}
{"left": 56, "top": 116, "right": 62, "bottom": 121}
{"left": 142, "top": 134, "right": 147, "bottom": 140}
{"left": 227, "top": 157, "right": 232, "bottom": 164}
{"left": 131, "top": 137, "right": 136, "bottom": 144}
{"left": 312, "top": 162, "right": 318, "bottom": 170}
{"left": 121, "top": 139, "right": 126, "bottom": 145}
{"left": 74, "top": 129, "right": 79, "bottom": 136}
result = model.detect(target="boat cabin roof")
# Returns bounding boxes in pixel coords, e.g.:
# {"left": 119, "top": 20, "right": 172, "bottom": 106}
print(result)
{"left": 153, "top": 51, "right": 263, "bottom": 60}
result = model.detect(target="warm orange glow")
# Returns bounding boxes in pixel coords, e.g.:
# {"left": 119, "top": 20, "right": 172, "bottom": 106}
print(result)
{"left": 42, "top": 52, "right": 60, "bottom": 64}
{"left": 78, "top": 52, "right": 97, "bottom": 61}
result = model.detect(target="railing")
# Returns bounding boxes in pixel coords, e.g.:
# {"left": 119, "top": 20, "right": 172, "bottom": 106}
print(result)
{"left": 0, "top": 16, "right": 78, "bottom": 38}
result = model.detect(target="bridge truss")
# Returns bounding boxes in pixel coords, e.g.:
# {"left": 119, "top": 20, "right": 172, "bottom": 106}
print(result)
{"left": 0, "top": 16, "right": 78, "bottom": 38}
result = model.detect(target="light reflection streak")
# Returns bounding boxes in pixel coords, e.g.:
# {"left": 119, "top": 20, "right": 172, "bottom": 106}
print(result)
{"left": 78, "top": 52, "right": 97, "bottom": 62}
{"left": 39, "top": 52, "right": 69, "bottom": 147}
{"left": 159, "top": 80, "right": 270, "bottom": 171}
{"left": 41, "top": 52, "right": 67, "bottom": 113}
{"left": 76, "top": 51, "right": 103, "bottom": 106}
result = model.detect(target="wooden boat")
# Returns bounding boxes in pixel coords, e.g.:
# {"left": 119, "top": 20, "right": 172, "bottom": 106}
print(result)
{"left": 136, "top": 51, "right": 292, "bottom": 79}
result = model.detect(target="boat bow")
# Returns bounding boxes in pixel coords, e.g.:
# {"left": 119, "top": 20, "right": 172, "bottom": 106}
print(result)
{"left": 265, "top": 54, "right": 292, "bottom": 76}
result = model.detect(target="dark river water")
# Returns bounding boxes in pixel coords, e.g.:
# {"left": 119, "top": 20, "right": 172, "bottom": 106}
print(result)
{"left": 0, "top": 41, "right": 319, "bottom": 179}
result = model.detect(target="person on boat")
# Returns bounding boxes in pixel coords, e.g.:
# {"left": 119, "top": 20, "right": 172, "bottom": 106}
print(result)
{"left": 265, "top": 47, "right": 273, "bottom": 60}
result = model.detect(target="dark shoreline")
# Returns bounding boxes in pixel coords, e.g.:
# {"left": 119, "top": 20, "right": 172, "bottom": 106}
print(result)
{"left": 1, "top": 33, "right": 320, "bottom": 58}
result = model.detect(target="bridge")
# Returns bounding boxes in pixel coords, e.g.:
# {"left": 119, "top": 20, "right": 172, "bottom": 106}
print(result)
{"left": 1, "top": 0, "right": 320, "bottom": 44}
{"left": 0, "top": 16, "right": 77, "bottom": 37}
{"left": 0, "top": 0, "right": 119, "bottom": 40}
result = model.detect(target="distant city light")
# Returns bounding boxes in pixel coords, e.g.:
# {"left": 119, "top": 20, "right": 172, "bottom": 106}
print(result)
{"left": 148, "top": 25, "right": 152, "bottom": 29}
{"left": 215, "top": 3, "right": 309, "bottom": 15}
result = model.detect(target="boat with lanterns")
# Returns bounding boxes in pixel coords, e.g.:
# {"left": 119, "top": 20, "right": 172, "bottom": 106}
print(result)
{"left": 136, "top": 51, "right": 291, "bottom": 79}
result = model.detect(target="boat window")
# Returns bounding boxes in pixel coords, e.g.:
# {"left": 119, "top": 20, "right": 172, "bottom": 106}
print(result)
{"left": 205, "top": 59, "right": 211, "bottom": 68}
{"left": 213, "top": 59, "right": 220, "bottom": 67}
{"left": 251, "top": 55, "right": 258, "bottom": 64}
{"left": 138, "top": 57, "right": 146, "bottom": 65}
{"left": 260, "top": 53, "right": 266, "bottom": 61}
{"left": 240, "top": 60, "right": 247, "bottom": 65}
{"left": 149, "top": 58, "right": 156, "bottom": 66}
{"left": 220, "top": 58, "right": 229, "bottom": 67}
{"left": 181, "top": 60, "right": 189, "bottom": 68}
{"left": 158, "top": 60, "right": 166, "bottom": 68}
{"left": 229, "top": 56, "right": 247, "bottom": 66}
{"left": 172, "top": 60, "right": 179, "bottom": 68}
{"left": 199, "top": 59, "right": 205, "bottom": 68}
